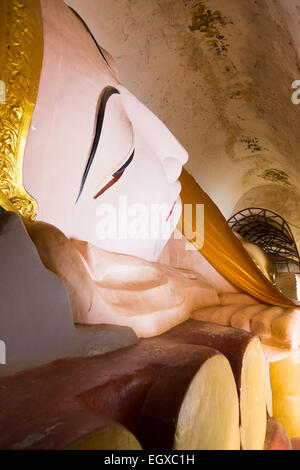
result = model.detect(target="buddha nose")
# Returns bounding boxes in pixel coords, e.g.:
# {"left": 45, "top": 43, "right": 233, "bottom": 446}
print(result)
{"left": 162, "top": 156, "right": 187, "bottom": 184}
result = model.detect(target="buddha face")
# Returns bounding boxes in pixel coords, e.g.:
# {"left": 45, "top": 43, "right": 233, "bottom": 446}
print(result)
{"left": 23, "top": 0, "right": 188, "bottom": 261}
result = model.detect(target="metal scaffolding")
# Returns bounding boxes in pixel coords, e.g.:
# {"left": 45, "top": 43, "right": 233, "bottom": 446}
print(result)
{"left": 228, "top": 208, "right": 300, "bottom": 274}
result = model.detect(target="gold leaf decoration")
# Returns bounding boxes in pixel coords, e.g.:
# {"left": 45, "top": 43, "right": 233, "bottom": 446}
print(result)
{"left": 0, "top": 0, "right": 43, "bottom": 220}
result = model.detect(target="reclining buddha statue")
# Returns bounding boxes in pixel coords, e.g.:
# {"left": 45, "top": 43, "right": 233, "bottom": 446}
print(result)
{"left": 1, "top": 0, "right": 299, "bottom": 356}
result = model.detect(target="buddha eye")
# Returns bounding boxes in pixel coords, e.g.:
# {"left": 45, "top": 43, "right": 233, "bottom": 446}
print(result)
{"left": 93, "top": 150, "right": 135, "bottom": 200}
{"left": 112, "top": 150, "right": 134, "bottom": 177}
{"left": 76, "top": 86, "right": 121, "bottom": 203}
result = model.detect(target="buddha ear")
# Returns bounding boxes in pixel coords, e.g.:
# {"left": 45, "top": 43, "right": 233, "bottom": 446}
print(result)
{"left": 27, "top": 222, "right": 95, "bottom": 320}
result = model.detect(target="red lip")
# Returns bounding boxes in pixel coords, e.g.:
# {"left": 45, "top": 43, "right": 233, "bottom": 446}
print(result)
{"left": 166, "top": 200, "right": 177, "bottom": 222}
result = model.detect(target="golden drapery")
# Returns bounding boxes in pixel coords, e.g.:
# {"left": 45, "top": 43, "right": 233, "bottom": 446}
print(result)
{"left": 0, "top": 0, "right": 43, "bottom": 220}
{"left": 179, "top": 168, "right": 298, "bottom": 309}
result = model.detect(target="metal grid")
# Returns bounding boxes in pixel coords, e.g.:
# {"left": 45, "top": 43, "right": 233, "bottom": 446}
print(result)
{"left": 227, "top": 208, "right": 300, "bottom": 273}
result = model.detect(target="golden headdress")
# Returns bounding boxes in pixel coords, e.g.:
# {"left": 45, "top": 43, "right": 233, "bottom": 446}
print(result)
{"left": 0, "top": 0, "right": 43, "bottom": 220}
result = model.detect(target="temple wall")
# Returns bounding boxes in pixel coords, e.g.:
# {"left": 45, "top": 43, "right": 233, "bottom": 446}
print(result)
{"left": 66, "top": 0, "right": 300, "bottom": 240}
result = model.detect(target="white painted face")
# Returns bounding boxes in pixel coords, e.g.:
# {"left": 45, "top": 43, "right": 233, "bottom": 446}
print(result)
{"left": 23, "top": 0, "right": 188, "bottom": 261}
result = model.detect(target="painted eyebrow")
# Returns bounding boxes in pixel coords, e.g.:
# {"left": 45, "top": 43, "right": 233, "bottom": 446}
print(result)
{"left": 68, "top": 6, "right": 111, "bottom": 69}
{"left": 76, "top": 86, "right": 120, "bottom": 203}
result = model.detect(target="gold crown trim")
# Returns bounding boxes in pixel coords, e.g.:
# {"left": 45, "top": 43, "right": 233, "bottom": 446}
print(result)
{"left": 0, "top": 0, "right": 43, "bottom": 221}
